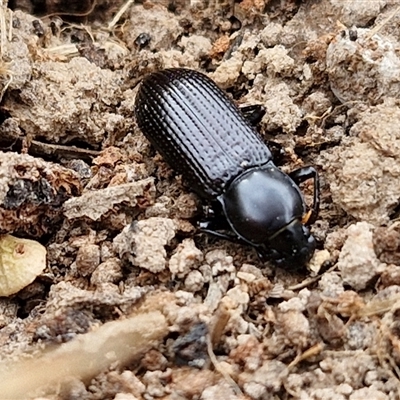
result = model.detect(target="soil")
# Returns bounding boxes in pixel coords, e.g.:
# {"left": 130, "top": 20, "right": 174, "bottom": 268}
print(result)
{"left": 1, "top": 1, "right": 400, "bottom": 399}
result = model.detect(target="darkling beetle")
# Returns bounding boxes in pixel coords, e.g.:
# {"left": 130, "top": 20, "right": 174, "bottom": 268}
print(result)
{"left": 134, "top": 68, "right": 320, "bottom": 268}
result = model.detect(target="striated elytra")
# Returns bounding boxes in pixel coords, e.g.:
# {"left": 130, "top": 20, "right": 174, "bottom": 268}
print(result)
{"left": 135, "top": 68, "right": 320, "bottom": 268}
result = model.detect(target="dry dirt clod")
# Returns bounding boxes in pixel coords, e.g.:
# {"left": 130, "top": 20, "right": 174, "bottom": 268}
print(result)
{"left": 320, "top": 101, "right": 400, "bottom": 225}
{"left": 90, "top": 257, "right": 123, "bottom": 287}
{"left": 169, "top": 238, "right": 203, "bottom": 278}
{"left": 113, "top": 217, "right": 177, "bottom": 273}
{"left": 327, "top": 28, "right": 400, "bottom": 104}
{"left": 63, "top": 178, "right": 155, "bottom": 222}
{"left": 0, "top": 151, "right": 81, "bottom": 236}
{"left": 74, "top": 243, "right": 101, "bottom": 277}
{"left": 338, "top": 222, "right": 386, "bottom": 291}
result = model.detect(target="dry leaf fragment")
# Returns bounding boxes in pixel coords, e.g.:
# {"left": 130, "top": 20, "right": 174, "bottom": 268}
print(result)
{"left": 0, "top": 234, "right": 46, "bottom": 296}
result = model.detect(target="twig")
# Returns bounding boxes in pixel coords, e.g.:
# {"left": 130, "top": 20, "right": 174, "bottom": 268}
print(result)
{"left": 30, "top": 140, "right": 100, "bottom": 161}
{"left": 108, "top": 0, "right": 135, "bottom": 31}
{"left": 0, "top": 0, "right": 7, "bottom": 58}
{"left": 43, "top": 0, "right": 97, "bottom": 19}
{"left": 207, "top": 334, "right": 243, "bottom": 397}
{"left": 366, "top": 4, "right": 400, "bottom": 39}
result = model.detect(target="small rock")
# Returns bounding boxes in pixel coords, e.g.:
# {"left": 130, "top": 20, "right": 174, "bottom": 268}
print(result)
{"left": 75, "top": 244, "right": 100, "bottom": 277}
{"left": 338, "top": 222, "right": 385, "bottom": 290}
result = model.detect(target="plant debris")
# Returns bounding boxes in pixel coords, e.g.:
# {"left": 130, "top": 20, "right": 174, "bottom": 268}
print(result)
{"left": 0, "top": 234, "right": 46, "bottom": 296}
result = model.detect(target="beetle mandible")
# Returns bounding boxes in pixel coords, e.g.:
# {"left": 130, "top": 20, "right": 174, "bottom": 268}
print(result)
{"left": 135, "top": 68, "right": 320, "bottom": 268}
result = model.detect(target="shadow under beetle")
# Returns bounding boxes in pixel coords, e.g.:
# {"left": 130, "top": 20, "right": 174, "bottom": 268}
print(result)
{"left": 135, "top": 68, "right": 320, "bottom": 268}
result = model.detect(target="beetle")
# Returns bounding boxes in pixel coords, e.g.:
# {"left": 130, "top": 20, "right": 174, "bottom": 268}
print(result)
{"left": 134, "top": 68, "right": 320, "bottom": 268}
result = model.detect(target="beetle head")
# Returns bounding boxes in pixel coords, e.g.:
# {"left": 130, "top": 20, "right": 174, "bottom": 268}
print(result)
{"left": 265, "top": 219, "right": 316, "bottom": 268}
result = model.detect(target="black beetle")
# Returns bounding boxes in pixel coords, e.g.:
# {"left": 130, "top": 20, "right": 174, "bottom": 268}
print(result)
{"left": 135, "top": 68, "right": 320, "bottom": 268}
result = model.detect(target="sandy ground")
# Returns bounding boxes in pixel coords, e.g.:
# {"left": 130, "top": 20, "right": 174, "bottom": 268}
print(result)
{"left": 1, "top": 0, "right": 400, "bottom": 399}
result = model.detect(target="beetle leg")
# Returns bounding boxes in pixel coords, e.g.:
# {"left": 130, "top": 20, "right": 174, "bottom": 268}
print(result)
{"left": 239, "top": 104, "right": 266, "bottom": 126}
{"left": 199, "top": 220, "right": 242, "bottom": 242}
{"left": 267, "top": 140, "right": 286, "bottom": 165}
{"left": 255, "top": 248, "right": 269, "bottom": 263}
{"left": 289, "top": 166, "right": 320, "bottom": 225}
{"left": 199, "top": 210, "right": 246, "bottom": 244}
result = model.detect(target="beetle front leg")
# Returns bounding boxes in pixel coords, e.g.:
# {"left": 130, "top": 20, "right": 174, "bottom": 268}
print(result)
{"left": 199, "top": 220, "right": 242, "bottom": 242}
{"left": 289, "top": 166, "right": 320, "bottom": 225}
{"left": 198, "top": 205, "right": 246, "bottom": 244}
{"left": 239, "top": 104, "right": 266, "bottom": 126}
